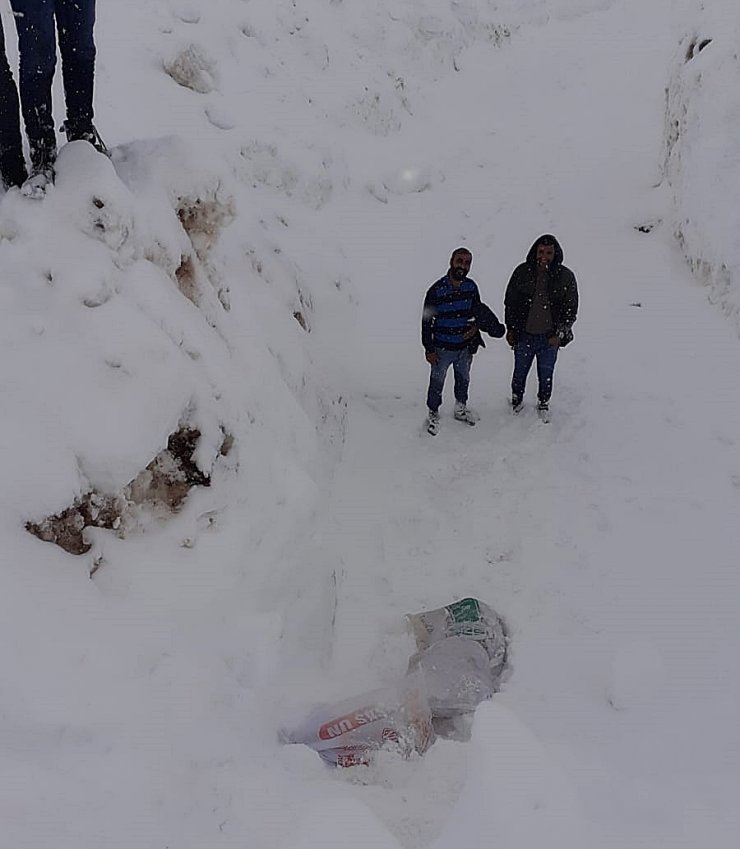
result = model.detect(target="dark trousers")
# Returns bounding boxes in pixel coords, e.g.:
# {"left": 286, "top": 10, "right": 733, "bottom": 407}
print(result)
{"left": 0, "top": 16, "right": 26, "bottom": 187}
{"left": 511, "top": 332, "right": 558, "bottom": 403}
{"left": 10, "top": 0, "right": 96, "bottom": 164}
{"left": 426, "top": 348, "right": 473, "bottom": 412}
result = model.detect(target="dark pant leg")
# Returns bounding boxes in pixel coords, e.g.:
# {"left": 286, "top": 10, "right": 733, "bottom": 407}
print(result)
{"left": 54, "top": 0, "right": 96, "bottom": 132}
{"left": 511, "top": 335, "right": 537, "bottom": 399}
{"left": 451, "top": 349, "right": 472, "bottom": 404}
{"left": 535, "top": 338, "right": 558, "bottom": 403}
{"left": 426, "top": 349, "right": 454, "bottom": 412}
{"left": 0, "top": 16, "right": 27, "bottom": 187}
{"left": 10, "top": 0, "right": 57, "bottom": 163}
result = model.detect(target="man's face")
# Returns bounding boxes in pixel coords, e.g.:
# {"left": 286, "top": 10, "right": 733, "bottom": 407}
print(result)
{"left": 536, "top": 243, "right": 556, "bottom": 267}
{"left": 450, "top": 251, "right": 472, "bottom": 281}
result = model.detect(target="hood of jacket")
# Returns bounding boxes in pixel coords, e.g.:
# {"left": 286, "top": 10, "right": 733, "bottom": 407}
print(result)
{"left": 525, "top": 234, "right": 564, "bottom": 268}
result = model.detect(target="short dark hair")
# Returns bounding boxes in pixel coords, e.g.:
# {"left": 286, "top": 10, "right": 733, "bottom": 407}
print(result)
{"left": 450, "top": 246, "right": 472, "bottom": 263}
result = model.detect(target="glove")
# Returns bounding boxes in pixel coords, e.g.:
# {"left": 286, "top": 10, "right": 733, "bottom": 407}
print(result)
{"left": 557, "top": 327, "right": 574, "bottom": 347}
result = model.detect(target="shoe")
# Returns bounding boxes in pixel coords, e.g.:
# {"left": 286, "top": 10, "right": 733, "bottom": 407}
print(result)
{"left": 0, "top": 156, "right": 27, "bottom": 191}
{"left": 537, "top": 400, "right": 550, "bottom": 423}
{"left": 22, "top": 144, "right": 56, "bottom": 199}
{"left": 21, "top": 167, "right": 54, "bottom": 199}
{"left": 454, "top": 401, "right": 476, "bottom": 426}
{"left": 426, "top": 409, "right": 440, "bottom": 436}
{"left": 511, "top": 395, "right": 523, "bottom": 414}
{"left": 62, "top": 121, "right": 110, "bottom": 157}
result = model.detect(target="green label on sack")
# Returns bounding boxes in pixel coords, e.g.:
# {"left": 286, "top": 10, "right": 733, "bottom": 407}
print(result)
{"left": 447, "top": 598, "right": 481, "bottom": 624}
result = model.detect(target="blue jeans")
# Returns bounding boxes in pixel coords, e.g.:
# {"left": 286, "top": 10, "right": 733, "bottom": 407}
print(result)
{"left": 0, "top": 16, "right": 26, "bottom": 186}
{"left": 511, "top": 332, "right": 558, "bottom": 403}
{"left": 426, "top": 348, "right": 472, "bottom": 412}
{"left": 10, "top": 0, "right": 97, "bottom": 163}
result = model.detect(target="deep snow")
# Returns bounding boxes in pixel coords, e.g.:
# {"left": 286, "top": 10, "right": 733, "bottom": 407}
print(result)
{"left": 0, "top": 1, "right": 739, "bottom": 847}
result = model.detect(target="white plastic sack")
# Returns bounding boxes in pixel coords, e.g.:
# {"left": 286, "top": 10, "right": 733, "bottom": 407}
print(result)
{"left": 406, "top": 636, "right": 495, "bottom": 717}
{"left": 406, "top": 597, "right": 507, "bottom": 679}
{"left": 283, "top": 679, "right": 434, "bottom": 768}
{"left": 282, "top": 598, "right": 507, "bottom": 766}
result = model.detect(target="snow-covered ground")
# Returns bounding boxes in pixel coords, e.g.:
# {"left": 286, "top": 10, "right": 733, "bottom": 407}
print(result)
{"left": 0, "top": 1, "right": 738, "bottom": 847}
{"left": 663, "top": 0, "right": 740, "bottom": 333}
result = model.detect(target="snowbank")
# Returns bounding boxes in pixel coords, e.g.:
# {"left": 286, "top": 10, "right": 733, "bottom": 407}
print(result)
{"left": 663, "top": 1, "right": 740, "bottom": 333}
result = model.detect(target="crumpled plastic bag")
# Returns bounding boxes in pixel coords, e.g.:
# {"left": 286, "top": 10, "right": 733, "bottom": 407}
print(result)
{"left": 405, "top": 597, "right": 507, "bottom": 678}
{"left": 405, "top": 598, "right": 507, "bottom": 721}
{"left": 282, "top": 678, "right": 434, "bottom": 768}
{"left": 282, "top": 598, "right": 507, "bottom": 766}
{"left": 406, "top": 635, "right": 495, "bottom": 717}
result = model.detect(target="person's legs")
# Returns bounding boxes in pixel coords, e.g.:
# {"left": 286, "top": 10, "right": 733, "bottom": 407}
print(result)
{"left": 55, "top": 0, "right": 96, "bottom": 135}
{"left": 0, "top": 16, "right": 26, "bottom": 188}
{"left": 10, "top": 0, "right": 57, "bottom": 168}
{"left": 535, "top": 338, "right": 558, "bottom": 404}
{"left": 426, "top": 349, "right": 455, "bottom": 412}
{"left": 511, "top": 334, "right": 536, "bottom": 401}
{"left": 451, "top": 349, "right": 472, "bottom": 405}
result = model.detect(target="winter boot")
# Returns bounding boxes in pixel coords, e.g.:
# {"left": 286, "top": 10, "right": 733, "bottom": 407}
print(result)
{"left": 537, "top": 400, "right": 550, "bottom": 423}
{"left": 426, "top": 409, "right": 440, "bottom": 436}
{"left": 0, "top": 149, "right": 27, "bottom": 191}
{"left": 62, "top": 121, "right": 110, "bottom": 157}
{"left": 511, "top": 395, "right": 523, "bottom": 414}
{"left": 454, "top": 401, "right": 476, "bottom": 426}
{"left": 22, "top": 142, "right": 56, "bottom": 199}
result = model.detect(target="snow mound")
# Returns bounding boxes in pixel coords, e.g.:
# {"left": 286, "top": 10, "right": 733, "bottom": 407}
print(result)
{"left": 663, "top": 12, "right": 740, "bottom": 333}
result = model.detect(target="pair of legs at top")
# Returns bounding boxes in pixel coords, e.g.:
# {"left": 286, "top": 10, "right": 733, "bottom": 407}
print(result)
{"left": 1, "top": 0, "right": 106, "bottom": 194}
{"left": 511, "top": 331, "right": 558, "bottom": 411}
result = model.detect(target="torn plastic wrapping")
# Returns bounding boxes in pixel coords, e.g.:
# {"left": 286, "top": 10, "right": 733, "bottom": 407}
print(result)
{"left": 283, "top": 678, "right": 434, "bottom": 768}
{"left": 405, "top": 597, "right": 507, "bottom": 679}
{"left": 406, "top": 636, "right": 495, "bottom": 717}
{"left": 282, "top": 598, "right": 507, "bottom": 766}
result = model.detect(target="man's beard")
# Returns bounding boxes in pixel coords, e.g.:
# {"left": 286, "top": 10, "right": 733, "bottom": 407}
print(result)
{"left": 450, "top": 267, "right": 466, "bottom": 281}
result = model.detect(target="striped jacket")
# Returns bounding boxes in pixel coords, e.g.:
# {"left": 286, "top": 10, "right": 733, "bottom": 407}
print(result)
{"left": 422, "top": 275, "right": 504, "bottom": 352}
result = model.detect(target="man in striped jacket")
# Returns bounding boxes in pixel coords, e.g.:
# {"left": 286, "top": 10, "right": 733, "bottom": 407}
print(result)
{"left": 421, "top": 247, "right": 505, "bottom": 435}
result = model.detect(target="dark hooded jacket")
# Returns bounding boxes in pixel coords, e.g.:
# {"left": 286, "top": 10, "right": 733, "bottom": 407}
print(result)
{"left": 504, "top": 235, "right": 578, "bottom": 346}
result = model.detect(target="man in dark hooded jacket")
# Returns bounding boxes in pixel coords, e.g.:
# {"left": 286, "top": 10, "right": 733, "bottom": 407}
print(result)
{"left": 504, "top": 234, "right": 578, "bottom": 419}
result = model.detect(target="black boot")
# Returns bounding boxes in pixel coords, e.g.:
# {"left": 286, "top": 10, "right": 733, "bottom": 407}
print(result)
{"left": 62, "top": 121, "right": 109, "bottom": 157}
{"left": 0, "top": 148, "right": 27, "bottom": 190}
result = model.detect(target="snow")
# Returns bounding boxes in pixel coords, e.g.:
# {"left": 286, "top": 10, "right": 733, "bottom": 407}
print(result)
{"left": 0, "top": 0, "right": 739, "bottom": 847}
{"left": 663, "top": 0, "right": 740, "bottom": 332}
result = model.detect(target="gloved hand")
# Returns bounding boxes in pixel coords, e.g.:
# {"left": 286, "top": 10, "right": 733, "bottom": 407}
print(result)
{"left": 557, "top": 326, "right": 574, "bottom": 347}
{"left": 506, "top": 330, "right": 517, "bottom": 348}
{"left": 425, "top": 350, "right": 439, "bottom": 366}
